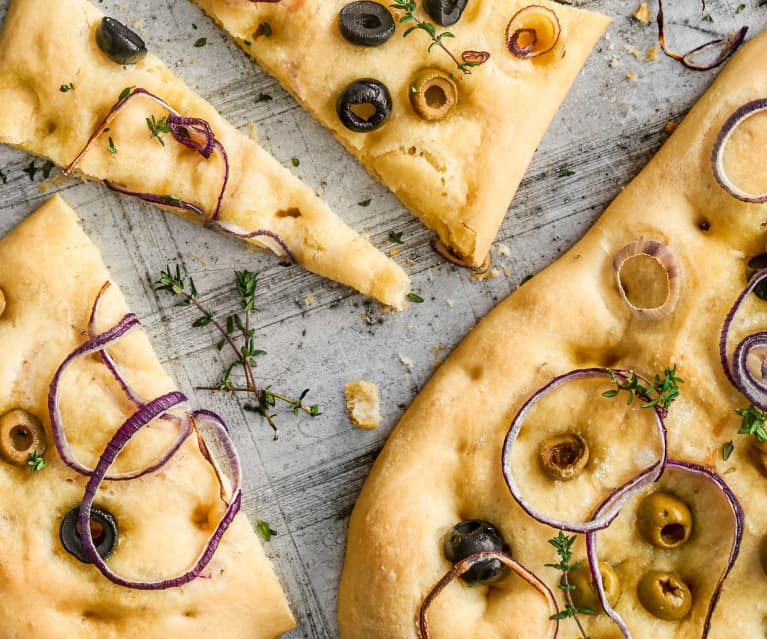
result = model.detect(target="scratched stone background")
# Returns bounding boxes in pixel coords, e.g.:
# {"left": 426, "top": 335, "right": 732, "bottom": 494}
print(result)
{"left": 0, "top": 0, "right": 764, "bottom": 636}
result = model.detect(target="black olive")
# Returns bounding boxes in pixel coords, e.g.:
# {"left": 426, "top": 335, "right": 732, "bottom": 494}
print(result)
{"left": 339, "top": 2, "right": 395, "bottom": 47}
{"left": 336, "top": 79, "right": 392, "bottom": 133}
{"left": 424, "top": 0, "right": 468, "bottom": 26}
{"left": 60, "top": 505, "right": 118, "bottom": 564}
{"left": 95, "top": 17, "right": 147, "bottom": 65}
{"left": 747, "top": 253, "right": 767, "bottom": 301}
{"left": 443, "top": 519, "right": 510, "bottom": 585}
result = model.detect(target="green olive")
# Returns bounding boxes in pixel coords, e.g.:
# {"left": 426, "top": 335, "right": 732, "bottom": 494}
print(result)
{"left": 408, "top": 68, "right": 457, "bottom": 122}
{"left": 566, "top": 561, "right": 621, "bottom": 613}
{"left": 637, "top": 570, "right": 692, "bottom": 621}
{"left": 0, "top": 408, "right": 46, "bottom": 467}
{"left": 636, "top": 492, "right": 693, "bottom": 549}
{"left": 0, "top": 288, "right": 5, "bottom": 318}
{"left": 759, "top": 535, "right": 767, "bottom": 577}
{"left": 538, "top": 432, "right": 589, "bottom": 481}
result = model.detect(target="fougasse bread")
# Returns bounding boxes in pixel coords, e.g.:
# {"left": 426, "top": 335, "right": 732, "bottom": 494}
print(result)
{"left": 338, "top": 27, "right": 767, "bottom": 639}
{"left": 0, "top": 195, "right": 294, "bottom": 639}
{"left": 190, "top": 0, "right": 610, "bottom": 269}
{"left": 0, "top": 0, "right": 410, "bottom": 309}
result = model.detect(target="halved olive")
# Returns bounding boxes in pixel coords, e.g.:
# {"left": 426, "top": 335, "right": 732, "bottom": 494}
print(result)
{"left": 538, "top": 432, "right": 589, "bottom": 481}
{"left": 0, "top": 409, "right": 46, "bottom": 467}
{"left": 60, "top": 505, "right": 119, "bottom": 564}
{"left": 443, "top": 519, "right": 510, "bottom": 585}
{"left": 637, "top": 570, "right": 692, "bottom": 621}
{"left": 0, "top": 287, "right": 5, "bottom": 317}
{"left": 567, "top": 561, "right": 621, "bottom": 613}
{"left": 636, "top": 492, "right": 693, "bottom": 549}
{"left": 96, "top": 17, "right": 147, "bottom": 65}
{"left": 746, "top": 253, "right": 767, "bottom": 301}
{"left": 424, "top": 0, "right": 468, "bottom": 26}
{"left": 336, "top": 79, "right": 392, "bottom": 132}
{"left": 339, "top": 2, "right": 395, "bottom": 47}
{"left": 408, "top": 69, "right": 458, "bottom": 122}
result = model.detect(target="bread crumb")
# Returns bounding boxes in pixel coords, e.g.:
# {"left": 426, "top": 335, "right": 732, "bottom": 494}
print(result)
{"left": 496, "top": 242, "right": 511, "bottom": 258}
{"left": 626, "top": 72, "right": 638, "bottom": 81}
{"left": 632, "top": 2, "right": 652, "bottom": 23}
{"left": 646, "top": 45, "right": 658, "bottom": 61}
{"left": 389, "top": 247, "right": 401, "bottom": 256}
{"left": 624, "top": 44, "right": 641, "bottom": 60}
{"left": 304, "top": 295, "right": 315, "bottom": 306}
{"left": 608, "top": 57, "right": 619, "bottom": 68}
{"left": 472, "top": 268, "right": 501, "bottom": 281}
{"left": 664, "top": 120, "right": 679, "bottom": 135}
{"left": 501, "top": 264, "right": 514, "bottom": 278}
{"left": 247, "top": 122, "right": 259, "bottom": 142}
{"left": 345, "top": 381, "right": 381, "bottom": 430}
{"left": 399, "top": 354, "right": 414, "bottom": 370}
{"left": 446, "top": 298, "right": 455, "bottom": 307}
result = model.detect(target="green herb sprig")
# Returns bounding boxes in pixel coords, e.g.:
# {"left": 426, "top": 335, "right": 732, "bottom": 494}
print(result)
{"left": 27, "top": 450, "right": 46, "bottom": 472}
{"left": 546, "top": 532, "right": 592, "bottom": 639}
{"left": 389, "top": 1, "right": 479, "bottom": 74}
{"left": 602, "top": 364, "right": 682, "bottom": 416}
{"left": 257, "top": 520, "right": 278, "bottom": 541}
{"left": 157, "top": 265, "right": 319, "bottom": 439}
{"left": 146, "top": 115, "right": 173, "bottom": 146}
{"left": 736, "top": 404, "right": 767, "bottom": 442}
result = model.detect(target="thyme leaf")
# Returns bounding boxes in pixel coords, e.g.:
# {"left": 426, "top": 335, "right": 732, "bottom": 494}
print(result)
{"left": 256, "top": 520, "right": 278, "bottom": 541}
{"left": 736, "top": 404, "right": 767, "bottom": 442}
{"left": 27, "top": 450, "right": 46, "bottom": 472}
{"left": 60, "top": 82, "right": 75, "bottom": 92}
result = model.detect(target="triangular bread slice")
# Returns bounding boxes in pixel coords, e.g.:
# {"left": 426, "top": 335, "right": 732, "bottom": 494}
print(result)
{"left": 338, "top": 28, "right": 767, "bottom": 638}
{"left": 0, "top": 195, "right": 294, "bottom": 638}
{"left": 191, "top": 0, "right": 609, "bottom": 268}
{"left": 0, "top": 0, "right": 409, "bottom": 308}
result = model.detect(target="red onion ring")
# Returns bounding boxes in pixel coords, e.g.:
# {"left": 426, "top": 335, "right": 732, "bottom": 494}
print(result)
{"left": 418, "top": 550, "right": 559, "bottom": 639}
{"left": 49, "top": 311, "right": 192, "bottom": 480}
{"left": 585, "top": 460, "right": 744, "bottom": 639}
{"left": 711, "top": 99, "right": 767, "bottom": 203}
{"left": 77, "top": 393, "right": 243, "bottom": 589}
{"left": 501, "top": 368, "right": 668, "bottom": 534}
{"left": 719, "top": 267, "right": 767, "bottom": 408}
{"left": 656, "top": 0, "right": 747, "bottom": 71}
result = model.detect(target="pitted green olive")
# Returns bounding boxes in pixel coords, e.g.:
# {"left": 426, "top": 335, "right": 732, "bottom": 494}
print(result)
{"left": 637, "top": 570, "right": 692, "bottom": 621}
{"left": 408, "top": 69, "right": 457, "bottom": 122}
{"left": 566, "top": 561, "right": 621, "bottom": 613}
{"left": 538, "top": 432, "right": 589, "bottom": 481}
{"left": 0, "top": 408, "right": 46, "bottom": 467}
{"left": 636, "top": 492, "right": 693, "bottom": 549}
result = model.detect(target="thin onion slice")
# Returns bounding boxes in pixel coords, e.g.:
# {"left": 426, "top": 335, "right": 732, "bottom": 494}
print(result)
{"left": 49, "top": 312, "right": 192, "bottom": 480}
{"left": 613, "top": 240, "right": 682, "bottom": 320}
{"left": 77, "top": 394, "right": 243, "bottom": 589}
{"left": 418, "top": 550, "right": 559, "bottom": 639}
{"left": 711, "top": 99, "right": 767, "bottom": 203}
{"left": 505, "top": 5, "right": 561, "bottom": 59}
{"left": 585, "top": 460, "right": 744, "bottom": 639}
{"left": 431, "top": 238, "right": 492, "bottom": 274}
{"left": 501, "top": 368, "right": 667, "bottom": 534}
{"left": 720, "top": 267, "right": 767, "bottom": 408}
{"left": 657, "top": 0, "right": 747, "bottom": 70}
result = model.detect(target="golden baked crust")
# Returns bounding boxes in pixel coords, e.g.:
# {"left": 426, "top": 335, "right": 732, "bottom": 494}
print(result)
{"left": 0, "top": 195, "right": 294, "bottom": 639}
{"left": 190, "top": 0, "right": 610, "bottom": 268}
{"left": 338, "top": 29, "right": 767, "bottom": 638}
{"left": 0, "top": 0, "right": 409, "bottom": 308}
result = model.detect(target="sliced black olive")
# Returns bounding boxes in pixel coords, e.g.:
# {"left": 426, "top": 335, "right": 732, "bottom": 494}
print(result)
{"left": 60, "top": 505, "right": 118, "bottom": 564}
{"left": 424, "top": 0, "right": 468, "bottom": 26}
{"left": 747, "top": 253, "right": 767, "bottom": 301}
{"left": 339, "top": 2, "right": 395, "bottom": 47}
{"left": 443, "top": 519, "right": 510, "bottom": 585}
{"left": 336, "top": 79, "right": 392, "bottom": 133}
{"left": 96, "top": 17, "right": 147, "bottom": 65}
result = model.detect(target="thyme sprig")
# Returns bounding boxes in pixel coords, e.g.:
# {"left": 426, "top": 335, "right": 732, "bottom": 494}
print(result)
{"left": 157, "top": 265, "right": 319, "bottom": 439}
{"left": 27, "top": 450, "right": 46, "bottom": 472}
{"left": 735, "top": 404, "right": 767, "bottom": 442}
{"left": 546, "top": 532, "right": 592, "bottom": 639}
{"left": 389, "top": 0, "right": 481, "bottom": 74}
{"left": 146, "top": 115, "right": 173, "bottom": 146}
{"left": 602, "top": 364, "right": 682, "bottom": 416}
